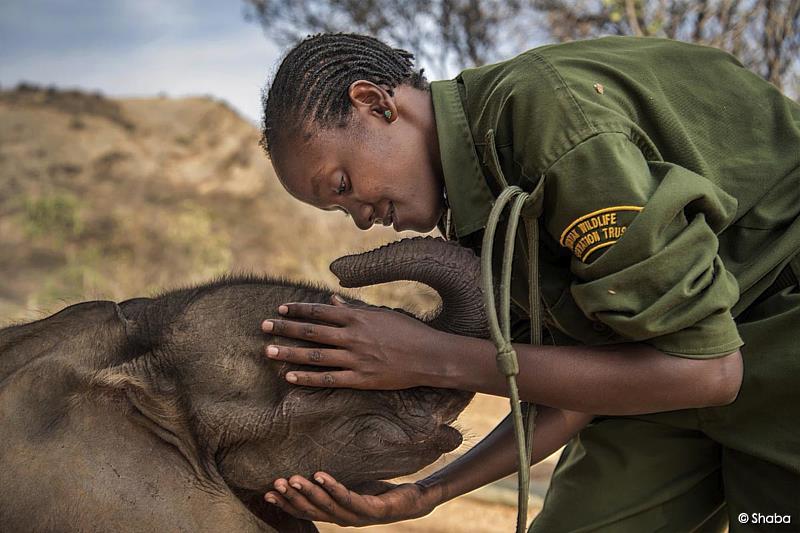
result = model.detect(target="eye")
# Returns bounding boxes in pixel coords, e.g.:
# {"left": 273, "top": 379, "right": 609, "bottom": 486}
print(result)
{"left": 336, "top": 175, "right": 347, "bottom": 195}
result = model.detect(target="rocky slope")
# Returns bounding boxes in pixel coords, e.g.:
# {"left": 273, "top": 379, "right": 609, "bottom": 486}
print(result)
{"left": 0, "top": 85, "right": 437, "bottom": 323}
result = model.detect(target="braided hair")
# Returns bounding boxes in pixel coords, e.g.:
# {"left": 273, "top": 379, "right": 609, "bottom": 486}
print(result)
{"left": 260, "top": 32, "right": 429, "bottom": 159}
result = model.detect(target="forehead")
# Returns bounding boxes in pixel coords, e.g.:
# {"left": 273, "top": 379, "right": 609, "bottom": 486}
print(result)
{"left": 274, "top": 130, "right": 339, "bottom": 203}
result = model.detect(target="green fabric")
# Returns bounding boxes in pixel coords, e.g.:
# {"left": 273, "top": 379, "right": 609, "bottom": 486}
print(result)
{"left": 431, "top": 35, "right": 800, "bottom": 358}
{"left": 430, "top": 79, "right": 496, "bottom": 237}
{"left": 528, "top": 265, "right": 800, "bottom": 531}
{"left": 530, "top": 417, "right": 728, "bottom": 533}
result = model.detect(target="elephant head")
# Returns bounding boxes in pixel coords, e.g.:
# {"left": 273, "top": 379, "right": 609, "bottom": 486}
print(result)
{"left": 0, "top": 237, "right": 488, "bottom": 532}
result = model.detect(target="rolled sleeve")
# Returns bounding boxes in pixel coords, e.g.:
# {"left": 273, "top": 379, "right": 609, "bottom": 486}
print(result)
{"left": 543, "top": 132, "right": 744, "bottom": 358}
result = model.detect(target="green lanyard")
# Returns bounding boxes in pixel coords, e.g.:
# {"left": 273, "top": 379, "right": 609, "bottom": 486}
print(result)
{"left": 481, "top": 182, "right": 545, "bottom": 533}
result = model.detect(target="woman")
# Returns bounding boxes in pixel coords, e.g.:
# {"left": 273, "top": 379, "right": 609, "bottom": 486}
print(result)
{"left": 258, "top": 33, "right": 800, "bottom": 531}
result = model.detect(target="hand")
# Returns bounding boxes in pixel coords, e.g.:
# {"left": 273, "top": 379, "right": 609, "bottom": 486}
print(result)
{"left": 262, "top": 295, "right": 450, "bottom": 390}
{"left": 264, "top": 472, "right": 441, "bottom": 526}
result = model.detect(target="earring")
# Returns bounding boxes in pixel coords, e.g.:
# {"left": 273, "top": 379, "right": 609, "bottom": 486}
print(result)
{"left": 383, "top": 109, "right": 393, "bottom": 121}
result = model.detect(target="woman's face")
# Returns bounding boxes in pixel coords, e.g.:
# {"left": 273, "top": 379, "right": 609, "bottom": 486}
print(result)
{"left": 273, "top": 83, "right": 445, "bottom": 233}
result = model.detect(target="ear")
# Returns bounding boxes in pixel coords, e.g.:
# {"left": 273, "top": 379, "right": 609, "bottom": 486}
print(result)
{"left": 347, "top": 80, "right": 396, "bottom": 122}
{"left": 0, "top": 301, "right": 135, "bottom": 379}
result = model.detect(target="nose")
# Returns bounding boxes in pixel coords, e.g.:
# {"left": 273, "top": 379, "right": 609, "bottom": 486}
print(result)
{"left": 352, "top": 203, "right": 376, "bottom": 231}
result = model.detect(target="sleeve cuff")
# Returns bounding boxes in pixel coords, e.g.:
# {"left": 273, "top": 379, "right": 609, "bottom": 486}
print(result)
{"left": 644, "top": 310, "right": 744, "bottom": 359}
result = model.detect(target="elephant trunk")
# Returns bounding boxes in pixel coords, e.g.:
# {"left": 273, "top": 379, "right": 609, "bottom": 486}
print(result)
{"left": 329, "top": 237, "right": 488, "bottom": 338}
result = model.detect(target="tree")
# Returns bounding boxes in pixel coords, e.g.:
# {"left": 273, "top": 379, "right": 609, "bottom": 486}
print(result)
{"left": 540, "top": 0, "right": 800, "bottom": 96}
{"left": 244, "top": 0, "right": 799, "bottom": 97}
{"left": 243, "top": 0, "right": 537, "bottom": 78}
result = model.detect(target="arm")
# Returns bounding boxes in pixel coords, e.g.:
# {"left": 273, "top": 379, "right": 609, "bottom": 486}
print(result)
{"left": 264, "top": 299, "right": 742, "bottom": 415}
{"left": 416, "top": 406, "right": 592, "bottom": 503}
{"left": 265, "top": 406, "right": 592, "bottom": 526}
{"left": 433, "top": 333, "right": 743, "bottom": 415}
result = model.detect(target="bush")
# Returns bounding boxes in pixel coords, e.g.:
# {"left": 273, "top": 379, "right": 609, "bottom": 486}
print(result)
{"left": 23, "top": 193, "right": 83, "bottom": 240}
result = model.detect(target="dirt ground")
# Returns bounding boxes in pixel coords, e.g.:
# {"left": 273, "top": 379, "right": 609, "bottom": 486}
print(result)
{"left": 317, "top": 393, "right": 558, "bottom": 533}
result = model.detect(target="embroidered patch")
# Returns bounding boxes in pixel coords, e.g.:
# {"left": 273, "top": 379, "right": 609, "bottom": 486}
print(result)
{"left": 559, "top": 206, "right": 643, "bottom": 262}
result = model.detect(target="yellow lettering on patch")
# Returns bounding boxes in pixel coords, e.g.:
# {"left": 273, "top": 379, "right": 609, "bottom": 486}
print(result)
{"left": 559, "top": 206, "right": 642, "bottom": 262}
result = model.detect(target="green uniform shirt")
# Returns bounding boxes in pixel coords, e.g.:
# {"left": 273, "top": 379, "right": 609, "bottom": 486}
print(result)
{"left": 431, "top": 36, "right": 800, "bottom": 359}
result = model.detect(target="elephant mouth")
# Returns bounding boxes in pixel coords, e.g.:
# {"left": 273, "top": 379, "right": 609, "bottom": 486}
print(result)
{"left": 354, "top": 414, "right": 464, "bottom": 456}
{"left": 398, "top": 387, "right": 473, "bottom": 453}
{"left": 429, "top": 423, "right": 463, "bottom": 453}
{"left": 332, "top": 419, "right": 463, "bottom": 484}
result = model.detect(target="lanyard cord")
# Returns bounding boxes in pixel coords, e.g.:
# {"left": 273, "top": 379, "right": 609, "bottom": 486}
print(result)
{"left": 481, "top": 185, "right": 540, "bottom": 533}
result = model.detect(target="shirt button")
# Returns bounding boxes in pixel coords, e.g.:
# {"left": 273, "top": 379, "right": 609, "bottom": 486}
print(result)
{"left": 591, "top": 321, "right": 608, "bottom": 332}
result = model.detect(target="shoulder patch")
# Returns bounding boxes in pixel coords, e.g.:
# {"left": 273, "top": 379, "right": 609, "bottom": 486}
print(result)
{"left": 559, "top": 206, "right": 643, "bottom": 262}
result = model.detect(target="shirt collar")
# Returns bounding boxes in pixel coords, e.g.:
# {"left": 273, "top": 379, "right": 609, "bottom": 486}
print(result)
{"left": 430, "top": 79, "right": 496, "bottom": 239}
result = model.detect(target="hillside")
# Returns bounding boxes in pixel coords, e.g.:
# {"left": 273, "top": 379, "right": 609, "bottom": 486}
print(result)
{"left": 0, "top": 84, "right": 438, "bottom": 323}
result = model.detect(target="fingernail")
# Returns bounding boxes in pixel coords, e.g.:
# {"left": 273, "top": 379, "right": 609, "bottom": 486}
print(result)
{"left": 291, "top": 482, "right": 302, "bottom": 490}
{"left": 332, "top": 294, "right": 345, "bottom": 303}
{"left": 276, "top": 484, "right": 286, "bottom": 494}
{"left": 262, "top": 320, "right": 273, "bottom": 332}
{"left": 314, "top": 476, "right": 325, "bottom": 485}
{"left": 278, "top": 305, "right": 288, "bottom": 315}
{"left": 286, "top": 373, "right": 297, "bottom": 383}
{"left": 265, "top": 496, "right": 277, "bottom": 504}
{"left": 266, "top": 345, "right": 278, "bottom": 356}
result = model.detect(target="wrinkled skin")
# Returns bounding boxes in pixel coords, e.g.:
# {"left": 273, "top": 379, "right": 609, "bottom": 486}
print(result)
{"left": 0, "top": 237, "right": 487, "bottom": 532}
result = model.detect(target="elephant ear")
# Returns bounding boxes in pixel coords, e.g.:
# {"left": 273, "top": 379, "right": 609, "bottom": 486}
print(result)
{"left": 0, "top": 300, "right": 136, "bottom": 381}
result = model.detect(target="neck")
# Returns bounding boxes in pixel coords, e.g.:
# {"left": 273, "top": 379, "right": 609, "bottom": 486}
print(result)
{"left": 395, "top": 85, "right": 445, "bottom": 189}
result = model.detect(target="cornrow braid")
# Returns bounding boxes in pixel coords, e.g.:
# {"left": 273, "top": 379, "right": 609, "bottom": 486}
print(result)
{"left": 260, "top": 32, "right": 429, "bottom": 159}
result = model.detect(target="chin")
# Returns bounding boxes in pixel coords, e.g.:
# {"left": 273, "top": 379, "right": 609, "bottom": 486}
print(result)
{"left": 395, "top": 203, "right": 443, "bottom": 234}
{"left": 421, "top": 210, "right": 445, "bottom": 233}
{"left": 402, "top": 220, "right": 435, "bottom": 234}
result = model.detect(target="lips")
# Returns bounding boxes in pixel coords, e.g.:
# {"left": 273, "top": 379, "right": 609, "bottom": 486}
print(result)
{"left": 380, "top": 202, "right": 396, "bottom": 228}
{"left": 377, "top": 201, "right": 397, "bottom": 227}
{"left": 389, "top": 202, "right": 397, "bottom": 229}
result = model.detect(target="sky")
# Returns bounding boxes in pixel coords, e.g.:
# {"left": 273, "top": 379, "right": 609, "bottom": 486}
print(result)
{"left": 0, "top": 0, "right": 283, "bottom": 124}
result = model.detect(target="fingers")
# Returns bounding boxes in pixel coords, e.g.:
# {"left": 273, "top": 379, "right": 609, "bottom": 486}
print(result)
{"left": 311, "top": 472, "right": 384, "bottom": 516}
{"left": 280, "top": 300, "right": 353, "bottom": 325}
{"left": 265, "top": 345, "right": 349, "bottom": 368}
{"left": 284, "top": 370, "right": 363, "bottom": 389}
{"left": 265, "top": 476, "right": 365, "bottom": 525}
{"left": 330, "top": 294, "right": 351, "bottom": 307}
{"left": 332, "top": 293, "right": 372, "bottom": 309}
{"left": 262, "top": 318, "right": 342, "bottom": 346}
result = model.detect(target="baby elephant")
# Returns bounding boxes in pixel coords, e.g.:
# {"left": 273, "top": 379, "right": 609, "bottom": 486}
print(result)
{"left": 0, "top": 237, "right": 488, "bottom": 532}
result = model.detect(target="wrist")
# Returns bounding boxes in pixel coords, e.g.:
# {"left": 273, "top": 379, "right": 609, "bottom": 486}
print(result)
{"left": 414, "top": 475, "right": 449, "bottom": 508}
{"left": 432, "top": 332, "right": 500, "bottom": 392}
{"left": 418, "top": 328, "right": 462, "bottom": 388}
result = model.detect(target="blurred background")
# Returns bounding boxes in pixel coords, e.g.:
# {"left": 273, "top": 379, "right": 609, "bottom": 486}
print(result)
{"left": 1, "top": 1, "right": 798, "bottom": 531}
